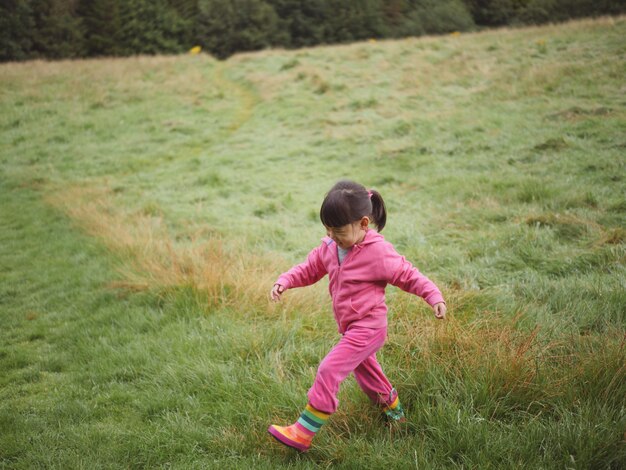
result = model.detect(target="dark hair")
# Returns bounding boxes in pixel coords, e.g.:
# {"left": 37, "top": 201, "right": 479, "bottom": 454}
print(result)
{"left": 319, "top": 180, "right": 387, "bottom": 232}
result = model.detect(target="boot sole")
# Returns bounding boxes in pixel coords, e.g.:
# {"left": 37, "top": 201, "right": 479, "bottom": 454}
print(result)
{"left": 268, "top": 425, "right": 310, "bottom": 452}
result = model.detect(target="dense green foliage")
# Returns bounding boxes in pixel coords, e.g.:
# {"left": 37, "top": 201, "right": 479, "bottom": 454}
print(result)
{"left": 0, "top": 0, "right": 35, "bottom": 61}
{"left": 1, "top": 0, "right": 625, "bottom": 60}
{"left": 196, "top": 0, "right": 287, "bottom": 60}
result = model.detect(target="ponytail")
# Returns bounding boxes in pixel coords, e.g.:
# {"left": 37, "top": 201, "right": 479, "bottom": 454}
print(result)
{"left": 369, "top": 189, "right": 387, "bottom": 232}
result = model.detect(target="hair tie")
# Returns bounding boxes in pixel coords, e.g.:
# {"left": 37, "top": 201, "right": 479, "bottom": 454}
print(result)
{"left": 367, "top": 190, "right": 373, "bottom": 199}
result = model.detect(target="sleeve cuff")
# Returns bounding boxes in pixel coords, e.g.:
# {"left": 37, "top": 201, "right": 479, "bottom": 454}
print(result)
{"left": 425, "top": 293, "right": 445, "bottom": 307}
{"left": 275, "top": 276, "right": 291, "bottom": 290}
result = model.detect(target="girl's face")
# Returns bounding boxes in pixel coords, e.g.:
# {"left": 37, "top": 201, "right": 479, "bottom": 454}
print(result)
{"left": 325, "top": 217, "right": 369, "bottom": 249}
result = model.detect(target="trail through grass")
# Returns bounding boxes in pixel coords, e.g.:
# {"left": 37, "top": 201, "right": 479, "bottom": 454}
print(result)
{"left": 1, "top": 16, "right": 625, "bottom": 469}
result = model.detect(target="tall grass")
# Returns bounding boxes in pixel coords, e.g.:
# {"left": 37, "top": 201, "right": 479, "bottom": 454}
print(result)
{"left": 45, "top": 183, "right": 326, "bottom": 319}
{"left": 1, "top": 16, "right": 625, "bottom": 469}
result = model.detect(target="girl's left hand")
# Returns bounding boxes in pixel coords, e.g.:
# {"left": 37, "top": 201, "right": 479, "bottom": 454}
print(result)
{"left": 270, "top": 284, "right": 285, "bottom": 302}
{"left": 433, "top": 302, "right": 447, "bottom": 320}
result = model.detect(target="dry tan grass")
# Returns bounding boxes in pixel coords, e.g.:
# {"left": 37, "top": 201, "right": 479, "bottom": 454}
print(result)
{"left": 525, "top": 212, "right": 626, "bottom": 247}
{"left": 45, "top": 183, "right": 326, "bottom": 318}
{"left": 390, "top": 304, "right": 626, "bottom": 408}
{"left": 0, "top": 55, "right": 223, "bottom": 112}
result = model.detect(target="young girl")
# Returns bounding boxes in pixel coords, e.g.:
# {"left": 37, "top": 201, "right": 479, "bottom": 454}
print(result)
{"left": 268, "top": 180, "right": 446, "bottom": 452}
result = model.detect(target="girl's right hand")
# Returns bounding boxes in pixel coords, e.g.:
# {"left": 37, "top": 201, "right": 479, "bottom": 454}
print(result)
{"left": 433, "top": 302, "right": 447, "bottom": 320}
{"left": 270, "top": 284, "right": 285, "bottom": 302}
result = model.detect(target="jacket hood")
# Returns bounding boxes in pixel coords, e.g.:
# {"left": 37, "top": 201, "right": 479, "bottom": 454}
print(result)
{"left": 322, "top": 228, "right": 383, "bottom": 249}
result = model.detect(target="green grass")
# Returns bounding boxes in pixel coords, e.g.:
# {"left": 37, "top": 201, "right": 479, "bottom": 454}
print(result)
{"left": 1, "top": 16, "right": 625, "bottom": 469}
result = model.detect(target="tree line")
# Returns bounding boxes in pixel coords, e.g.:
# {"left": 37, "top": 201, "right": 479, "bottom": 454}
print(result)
{"left": 2, "top": 0, "right": 624, "bottom": 61}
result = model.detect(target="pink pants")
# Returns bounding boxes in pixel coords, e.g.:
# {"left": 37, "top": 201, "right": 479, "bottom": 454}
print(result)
{"left": 307, "top": 326, "right": 397, "bottom": 414}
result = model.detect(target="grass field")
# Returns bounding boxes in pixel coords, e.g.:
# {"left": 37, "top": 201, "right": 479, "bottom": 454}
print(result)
{"left": 1, "top": 16, "right": 625, "bottom": 469}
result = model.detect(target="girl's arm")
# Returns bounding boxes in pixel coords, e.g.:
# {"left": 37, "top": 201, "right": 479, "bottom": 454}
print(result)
{"left": 271, "top": 245, "right": 327, "bottom": 301}
{"left": 383, "top": 248, "right": 445, "bottom": 308}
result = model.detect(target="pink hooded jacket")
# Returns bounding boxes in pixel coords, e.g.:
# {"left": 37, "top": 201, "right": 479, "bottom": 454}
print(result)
{"left": 275, "top": 229, "right": 445, "bottom": 333}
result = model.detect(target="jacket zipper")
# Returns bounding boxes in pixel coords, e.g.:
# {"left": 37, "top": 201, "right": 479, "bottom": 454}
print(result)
{"left": 333, "top": 245, "right": 342, "bottom": 326}
{"left": 332, "top": 243, "right": 360, "bottom": 329}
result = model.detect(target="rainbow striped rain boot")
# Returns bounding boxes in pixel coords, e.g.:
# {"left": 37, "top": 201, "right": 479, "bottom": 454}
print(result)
{"left": 268, "top": 404, "right": 330, "bottom": 452}
{"left": 382, "top": 389, "right": 406, "bottom": 423}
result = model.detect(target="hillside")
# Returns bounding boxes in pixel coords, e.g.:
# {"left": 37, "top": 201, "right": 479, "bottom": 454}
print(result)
{"left": 1, "top": 17, "right": 624, "bottom": 468}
